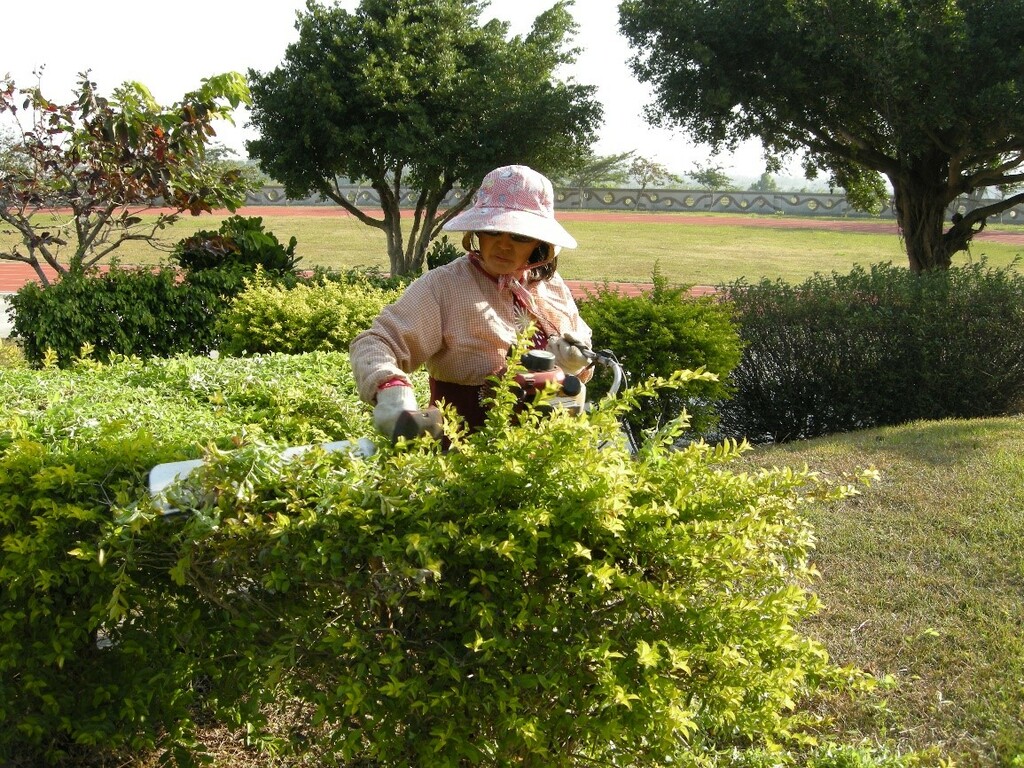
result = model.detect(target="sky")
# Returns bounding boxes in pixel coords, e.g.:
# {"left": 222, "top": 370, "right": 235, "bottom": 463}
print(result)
{"left": 2, "top": 0, "right": 794, "bottom": 183}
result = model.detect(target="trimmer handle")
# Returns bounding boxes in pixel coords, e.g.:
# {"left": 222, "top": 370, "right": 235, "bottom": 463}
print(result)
{"left": 392, "top": 407, "right": 445, "bottom": 442}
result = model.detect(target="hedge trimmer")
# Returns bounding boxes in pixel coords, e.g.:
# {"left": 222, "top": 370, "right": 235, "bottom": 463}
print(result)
{"left": 149, "top": 344, "right": 635, "bottom": 513}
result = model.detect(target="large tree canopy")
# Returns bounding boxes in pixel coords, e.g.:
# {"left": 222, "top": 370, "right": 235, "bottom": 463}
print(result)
{"left": 618, "top": 0, "right": 1024, "bottom": 272}
{"left": 247, "top": 0, "right": 602, "bottom": 276}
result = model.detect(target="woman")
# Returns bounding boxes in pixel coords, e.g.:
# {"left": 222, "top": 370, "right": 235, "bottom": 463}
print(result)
{"left": 349, "top": 164, "right": 593, "bottom": 439}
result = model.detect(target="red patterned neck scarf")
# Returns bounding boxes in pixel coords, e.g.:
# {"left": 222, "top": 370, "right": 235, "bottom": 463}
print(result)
{"left": 468, "top": 251, "right": 535, "bottom": 311}
{"left": 467, "top": 252, "right": 554, "bottom": 340}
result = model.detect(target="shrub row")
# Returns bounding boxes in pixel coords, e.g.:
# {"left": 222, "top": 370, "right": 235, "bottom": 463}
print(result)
{"left": 719, "top": 260, "right": 1024, "bottom": 442}
{"left": 8, "top": 233, "right": 741, "bottom": 438}
{"left": 0, "top": 351, "right": 871, "bottom": 766}
{"left": 9, "top": 265, "right": 251, "bottom": 366}
{"left": 0, "top": 352, "right": 375, "bottom": 766}
{"left": 8, "top": 216, "right": 307, "bottom": 367}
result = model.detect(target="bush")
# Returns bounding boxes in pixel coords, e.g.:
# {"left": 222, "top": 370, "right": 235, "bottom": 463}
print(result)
{"left": 130, "top": 365, "right": 867, "bottom": 766}
{"left": 719, "top": 260, "right": 1024, "bottom": 442}
{"left": 8, "top": 265, "right": 256, "bottom": 367}
{"left": 216, "top": 269, "right": 402, "bottom": 356}
{"left": 426, "top": 235, "right": 462, "bottom": 271}
{"left": 0, "top": 352, "right": 375, "bottom": 765}
{"left": 0, "top": 351, "right": 874, "bottom": 766}
{"left": 171, "top": 214, "right": 300, "bottom": 273}
{"left": 578, "top": 270, "right": 742, "bottom": 437}
{"left": 0, "top": 339, "right": 25, "bottom": 369}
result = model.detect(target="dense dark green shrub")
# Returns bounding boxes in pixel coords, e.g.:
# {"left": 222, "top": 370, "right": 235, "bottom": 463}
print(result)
{"left": 8, "top": 265, "right": 256, "bottom": 367}
{"left": 578, "top": 271, "right": 742, "bottom": 437}
{"left": 426, "top": 234, "right": 462, "bottom": 271}
{"left": 719, "top": 260, "right": 1024, "bottom": 442}
{"left": 216, "top": 269, "right": 402, "bottom": 356}
{"left": 171, "top": 214, "right": 300, "bottom": 272}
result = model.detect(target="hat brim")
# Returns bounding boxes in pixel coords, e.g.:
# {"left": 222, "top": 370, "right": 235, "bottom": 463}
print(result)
{"left": 442, "top": 207, "right": 577, "bottom": 249}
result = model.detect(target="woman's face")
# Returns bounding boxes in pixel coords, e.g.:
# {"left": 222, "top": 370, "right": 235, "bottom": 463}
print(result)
{"left": 475, "top": 231, "right": 540, "bottom": 277}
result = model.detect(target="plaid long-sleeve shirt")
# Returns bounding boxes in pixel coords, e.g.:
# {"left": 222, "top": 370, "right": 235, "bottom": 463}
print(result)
{"left": 349, "top": 255, "right": 592, "bottom": 404}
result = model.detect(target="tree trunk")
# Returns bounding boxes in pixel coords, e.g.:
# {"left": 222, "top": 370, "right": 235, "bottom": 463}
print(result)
{"left": 889, "top": 157, "right": 957, "bottom": 273}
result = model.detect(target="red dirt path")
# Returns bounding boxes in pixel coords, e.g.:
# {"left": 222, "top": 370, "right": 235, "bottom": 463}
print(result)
{"left": 3, "top": 207, "right": 1021, "bottom": 296}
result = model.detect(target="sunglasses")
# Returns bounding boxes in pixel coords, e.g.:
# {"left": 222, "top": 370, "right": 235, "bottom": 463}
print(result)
{"left": 478, "top": 231, "right": 537, "bottom": 244}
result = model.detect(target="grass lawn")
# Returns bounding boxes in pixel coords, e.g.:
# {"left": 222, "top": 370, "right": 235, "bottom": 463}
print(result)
{"left": 4, "top": 209, "right": 1022, "bottom": 285}
{"left": 742, "top": 417, "right": 1024, "bottom": 767}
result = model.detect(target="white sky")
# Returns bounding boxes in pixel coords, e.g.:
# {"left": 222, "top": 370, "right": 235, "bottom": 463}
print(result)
{"left": 2, "top": 0, "right": 792, "bottom": 182}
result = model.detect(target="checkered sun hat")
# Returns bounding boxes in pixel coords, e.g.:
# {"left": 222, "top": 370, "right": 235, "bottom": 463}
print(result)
{"left": 442, "top": 165, "right": 577, "bottom": 249}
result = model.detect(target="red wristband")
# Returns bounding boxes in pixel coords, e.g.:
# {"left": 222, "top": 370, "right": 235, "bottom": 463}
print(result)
{"left": 377, "top": 377, "right": 410, "bottom": 391}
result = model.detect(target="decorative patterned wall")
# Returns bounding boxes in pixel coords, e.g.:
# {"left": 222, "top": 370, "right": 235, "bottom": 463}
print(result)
{"left": 245, "top": 185, "right": 1024, "bottom": 224}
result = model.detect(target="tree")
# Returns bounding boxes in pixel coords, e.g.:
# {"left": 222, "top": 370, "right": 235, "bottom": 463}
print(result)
{"left": 627, "top": 155, "right": 681, "bottom": 209}
{"left": 557, "top": 149, "right": 634, "bottom": 208}
{"left": 619, "top": 0, "right": 1024, "bottom": 272}
{"left": 247, "top": 0, "right": 601, "bottom": 277}
{"left": 0, "top": 71, "right": 254, "bottom": 286}
{"left": 687, "top": 162, "right": 733, "bottom": 192}
{"left": 749, "top": 171, "right": 778, "bottom": 194}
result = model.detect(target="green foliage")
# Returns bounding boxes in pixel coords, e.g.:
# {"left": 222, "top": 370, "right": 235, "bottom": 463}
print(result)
{"left": 618, "top": 0, "right": 1024, "bottom": 270}
{"left": 425, "top": 235, "right": 462, "bottom": 271}
{"left": 0, "top": 348, "right": 876, "bottom": 766}
{"left": 8, "top": 265, "right": 257, "bottom": 367}
{"left": 579, "top": 270, "right": 742, "bottom": 437}
{"left": 748, "top": 172, "right": 779, "bottom": 193}
{"left": 557, "top": 149, "right": 635, "bottom": 208}
{"left": 217, "top": 269, "right": 402, "bottom": 356}
{"left": 246, "top": 0, "right": 601, "bottom": 276}
{"left": 0, "top": 71, "right": 255, "bottom": 286}
{"left": 0, "top": 339, "right": 25, "bottom": 369}
{"left": 687, "top": 161, "right": 733, "bottom": 191}
{"left": 0, "top": 352, "right": 373, "bottom": 765}
{"left": 9, "top": 214, "right": 308, "bottom": 367}
{"left": 133, "top": 364, "right": 865, "bottom": 766}
{"left": 719, "top": 260, "right": 1024, "bottom": 442}
{"left": 171, "top": 214, "right": 300, "bottom": 272}
{"left": 628, "top": 156, "right": 683, "bottom": 209}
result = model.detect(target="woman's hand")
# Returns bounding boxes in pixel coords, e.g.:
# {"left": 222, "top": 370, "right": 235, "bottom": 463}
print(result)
{"left": 374, "top": 383, "right": 444, "bottom": 442}
{"left": 548, "top": 333, "right": 592, "bottom": 375}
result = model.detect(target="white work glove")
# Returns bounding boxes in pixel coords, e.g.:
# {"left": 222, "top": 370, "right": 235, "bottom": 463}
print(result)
{"left": 548, "top": 332, "right": 591, "bottom": 376}
{"left": 373, "top": 384, "right": 420, "bottom": 439}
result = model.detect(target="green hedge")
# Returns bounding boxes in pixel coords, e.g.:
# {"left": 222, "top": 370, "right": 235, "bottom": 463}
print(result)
{"left": 8, "top": 265, "right": 253, "bottom": 367}
{"left": 0, "top": 351, "right": 874, "bottom": 767}
{"left": 9, "top": 216, "right": 313, "bottom": 368}
{"left": 217, "top": 269, "right": 402, "bottom": 356}
{"left": 719, "top": 260, "right": 1024, "bottom": 442}
{"left": 0, "top": 352, "right": 374, "bottom": 765}
{"left": 579, "top": 272, "right": 742, "bottom": 438}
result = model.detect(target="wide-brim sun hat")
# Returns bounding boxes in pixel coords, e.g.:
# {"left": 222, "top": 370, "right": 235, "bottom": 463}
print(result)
{"left": 442, "top": 164, "right": 577, "bottom": 249}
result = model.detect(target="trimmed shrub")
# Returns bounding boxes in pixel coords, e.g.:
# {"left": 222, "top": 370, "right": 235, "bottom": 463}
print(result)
{"left": 719, "top": 260, "right": 1024, "bottom": 442}
{"left": 0, "top": 339, "right": 25, "bottom": 369}
{"left": 171, "top": 214, "right": 300, "bottom": 273}
{"left": 0, "top": 351, "right": 874, "bottom": 766}
{"left": 578, "top": 271, "right": 742, "bottom": 437}
{"left": 130, "top": 366, "right": 867, "bottom": 766}
{"left": 8, "top": 265, "right": 255, "bottom": 367}
{"left": 216, "top": 269, "right": 402, "bottom": 356}
{"left": 0, "top": 352, "right": 375, "bottom": 766}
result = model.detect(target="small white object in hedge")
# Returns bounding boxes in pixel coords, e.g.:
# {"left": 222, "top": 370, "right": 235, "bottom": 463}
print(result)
{"left": 149, "top": 438, "right": 377, "bottom": 514}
